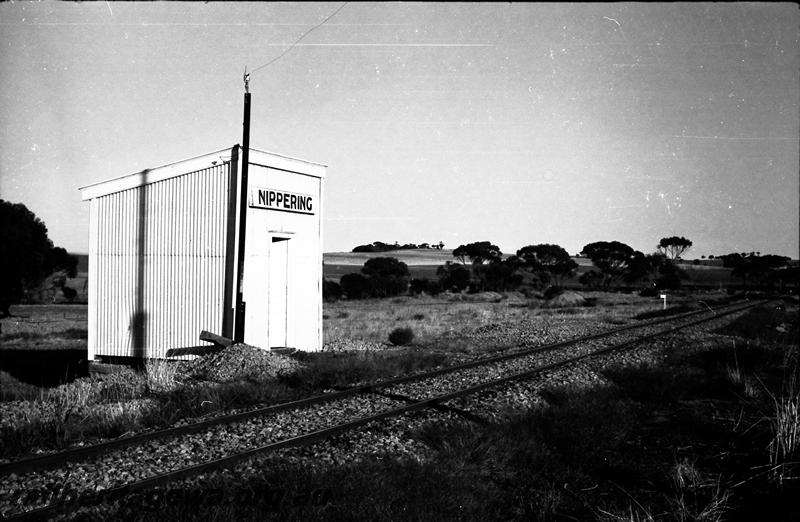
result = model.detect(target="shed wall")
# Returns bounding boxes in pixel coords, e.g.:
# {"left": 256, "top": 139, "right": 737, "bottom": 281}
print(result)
{"left": 242, "top": 164, "right": 323, "bottom": 350}
{"left": 89, "top": 163, "right": 232, "bottom": 359}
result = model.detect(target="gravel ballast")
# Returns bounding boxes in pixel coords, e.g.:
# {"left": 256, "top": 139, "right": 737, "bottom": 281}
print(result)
{"left": 0, "top": 303, "right": 761, "bottom": 519}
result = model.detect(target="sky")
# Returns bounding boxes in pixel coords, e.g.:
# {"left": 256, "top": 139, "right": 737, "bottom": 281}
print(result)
{"left": 1, "top": 2, "right": 798, "bottom": 259}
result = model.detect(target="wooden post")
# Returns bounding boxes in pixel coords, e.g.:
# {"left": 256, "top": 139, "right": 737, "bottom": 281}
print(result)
{"left": 234, "top": 73, "right": 251, "bottom": 342}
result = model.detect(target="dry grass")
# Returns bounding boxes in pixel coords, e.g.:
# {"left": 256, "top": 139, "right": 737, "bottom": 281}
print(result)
{"left": 770, "top": 393, "right": 799, "bottom": 483}
{"left": 321, "top": 291, "right": 682, "bottom": 347}
{"left": 323, "top": 296, "right": 529, "bottom": 345}
{"left": 669, "top": 459, "right": 731, "bottom": 521}
{"left": 768, "top": 363, "right": 800, "bottom": 484}
{"left": 144, "top": 358, "right": 180, "bottom": 393}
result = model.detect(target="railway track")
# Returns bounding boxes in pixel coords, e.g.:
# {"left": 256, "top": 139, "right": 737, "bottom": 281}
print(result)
{"left": 0, "top": 299, "right": 765, "bottom": 520}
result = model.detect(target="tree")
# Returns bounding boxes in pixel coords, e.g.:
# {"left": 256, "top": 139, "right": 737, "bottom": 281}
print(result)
{"left": 623, "top": 252, "right": 687, "bottom": 289}
{"left": 624, "top": 251, "right": 656, "bottom": 285}
{"left": 580, "top": 241, "right": 640, "bottom": 289}
{"left": 0, "top": 200, "right": 77, "bottom": 316}
{"left": 361, "top": 257, "right": 410, "bottom": 297}
{"left": 658, "top": 236, "right": 693, "bottom": 260}
{"left": 452, "top": 241, "right": 502, "bottom": 265}
{"left": 437, "top": 261, "right": 471, "bottom": 292}
{"left": 578, "top": 270, "right": 604, "bottom": 289}
{"left": 771, "top": 266, "right": 800, "bottom": 293}
{"left": 720, "top": 253, "right": 791, "bottom": 290}
{"left": 516, "top": 244, "right": 578, "bottom": 287}
{"left": 656, "top": 258, "right": 689, "bottom": 289}
{"left": 477, "top": 256, "right": 523, "bottom": 291}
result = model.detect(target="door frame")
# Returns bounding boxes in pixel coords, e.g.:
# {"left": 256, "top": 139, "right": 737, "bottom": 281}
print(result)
{"left": 267, "top": 231, "right": 293, "bottom": 348}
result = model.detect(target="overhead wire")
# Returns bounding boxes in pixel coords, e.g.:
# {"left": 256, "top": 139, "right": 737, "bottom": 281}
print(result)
{"left": 250, "top": 2, "right": 349, "bottom": 76}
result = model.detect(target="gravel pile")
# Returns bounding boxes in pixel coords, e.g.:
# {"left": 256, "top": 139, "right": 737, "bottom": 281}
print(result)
{"left": 177, "top": 344, "right": 304, "bottom": 383}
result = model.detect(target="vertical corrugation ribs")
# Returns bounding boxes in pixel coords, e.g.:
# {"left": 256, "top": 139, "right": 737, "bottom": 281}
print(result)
{"left": 93, "top": 164, "right": 231, "bottom": 359}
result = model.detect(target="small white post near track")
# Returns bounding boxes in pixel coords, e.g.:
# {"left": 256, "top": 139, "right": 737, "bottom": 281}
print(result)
{"left": 660, "top": 293, "right": 667, "bottom": 310}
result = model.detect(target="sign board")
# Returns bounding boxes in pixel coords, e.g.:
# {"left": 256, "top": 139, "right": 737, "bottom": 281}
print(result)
{"left": 249, "top": 187, "right": 314, "bottom": 215}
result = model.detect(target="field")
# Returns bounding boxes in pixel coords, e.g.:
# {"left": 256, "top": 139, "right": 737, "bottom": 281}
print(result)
{"left": 323, "top": 249, "right": 737, "bottom": 289}
{"left": 0, "top": 305, "right": 88, "bottom": 386}
{"left": 1, "top": 292, "right": 798, "bottom": 520}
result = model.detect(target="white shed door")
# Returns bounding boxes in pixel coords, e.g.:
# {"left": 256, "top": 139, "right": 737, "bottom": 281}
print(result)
{"left": 268, "top": 237, "right": 290, "bottom": 348}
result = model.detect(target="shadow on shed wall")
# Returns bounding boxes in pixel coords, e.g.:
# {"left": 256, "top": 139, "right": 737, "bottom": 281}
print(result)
{"left": 131, "top": 169, "right": 149, "bottom": 358}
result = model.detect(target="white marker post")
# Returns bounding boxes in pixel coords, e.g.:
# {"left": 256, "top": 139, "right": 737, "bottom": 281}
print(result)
{"left": 660, "top": 293, "right": 667, "bottom": 310}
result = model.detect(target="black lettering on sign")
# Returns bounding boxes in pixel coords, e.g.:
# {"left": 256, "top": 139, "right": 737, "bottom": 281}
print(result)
{"left": 249, "top": 187, "right": 315, "bottom": 214}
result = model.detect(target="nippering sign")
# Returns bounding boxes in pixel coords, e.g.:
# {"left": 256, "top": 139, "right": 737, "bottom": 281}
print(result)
{"left": 250, "top": 187, "right": 314, "bottom": 215}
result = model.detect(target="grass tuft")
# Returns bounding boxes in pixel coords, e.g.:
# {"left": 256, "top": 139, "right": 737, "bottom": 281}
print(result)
{"left": 768, "top": 368, "right": 800, "bottom": 484}
{"left": 144, "top": 359, "right": 180, "bottom": 393}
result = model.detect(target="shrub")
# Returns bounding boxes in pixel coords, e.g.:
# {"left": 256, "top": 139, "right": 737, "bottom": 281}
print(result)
{"left": 388, "top": 327, "right": 415, "bottom": 346}
{"left": 61, "top": 286, "right": 78, "bottom": 302}
{"left": 323, "top": 280, "right": 343, "bottom": 302}
{"left": 340, "top": 273, "right": 371, "bottom": 299}
{"left": 409, "top": 278, "right": 441, "bottom": 296}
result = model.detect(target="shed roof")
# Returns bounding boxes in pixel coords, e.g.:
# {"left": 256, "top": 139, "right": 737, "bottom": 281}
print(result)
{"left": 79, "top": 145, "right": 326, "bottom": 201}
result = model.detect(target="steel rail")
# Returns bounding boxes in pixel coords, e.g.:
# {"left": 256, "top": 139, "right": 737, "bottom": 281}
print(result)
{"left": 3, "top": 299, "right": 764, "bottom": 521}
{"left": 0, "top": 299, "right": 761, "bottom": 477}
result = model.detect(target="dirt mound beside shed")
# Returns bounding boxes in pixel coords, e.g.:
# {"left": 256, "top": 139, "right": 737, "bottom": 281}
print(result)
{"left": 545, "top": 290, "right": 588, "bottom": 308}
{"left": 447, "top": 291, "right": 505, "bottom": 303}
{"left": 178, "top": 344, "right": 304, "bottom": 383}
